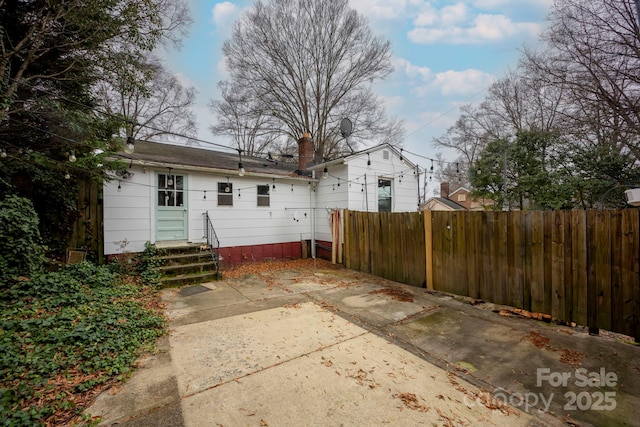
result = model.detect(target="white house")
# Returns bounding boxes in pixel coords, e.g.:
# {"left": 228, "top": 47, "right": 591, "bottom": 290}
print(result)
{"left": 103, "top": 135, "right": 419, "bottom": 265}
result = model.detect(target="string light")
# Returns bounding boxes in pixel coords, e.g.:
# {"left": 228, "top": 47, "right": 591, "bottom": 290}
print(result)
{"left": 9, "top": 75, "right": 472, "bottom": 173}
{"left": 68, "top": 150, "right": 77, "bottom": 163}
{"left": 124, "top": 136, "right": 135, "bottom": 154}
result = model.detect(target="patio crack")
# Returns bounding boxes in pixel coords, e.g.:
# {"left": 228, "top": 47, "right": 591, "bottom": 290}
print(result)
{"left": 179, "top": 330, "right": 370, "bottom": 400}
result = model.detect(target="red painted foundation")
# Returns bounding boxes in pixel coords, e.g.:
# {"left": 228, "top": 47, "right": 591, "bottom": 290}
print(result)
{"left": 219, "top": 240, "right": 334, "bottom": 268}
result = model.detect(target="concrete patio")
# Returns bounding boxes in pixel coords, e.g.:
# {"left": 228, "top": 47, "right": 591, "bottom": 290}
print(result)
{"left": 86, "top": 259, "right": 639, "bottom": 426}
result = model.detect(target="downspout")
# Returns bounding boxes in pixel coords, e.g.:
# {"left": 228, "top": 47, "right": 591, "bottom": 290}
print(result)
{"left": 310, "top": 170, "right": 316, "bottom": 268}
{"left": 364, "top": 173, "right": 369, "bottom": 212}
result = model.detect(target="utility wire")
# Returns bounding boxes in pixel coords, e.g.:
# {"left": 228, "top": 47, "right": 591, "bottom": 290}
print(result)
{"left": 6, "top": 77, "right": 235, "bottom": 152}
{"left": 5, "top": 77, "right": 470, "bottom": 171}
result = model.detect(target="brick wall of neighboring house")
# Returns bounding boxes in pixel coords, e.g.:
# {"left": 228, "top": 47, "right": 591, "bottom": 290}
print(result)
{"left": 440, "top": 182, "right": 493, "bottom": 211}
{"left": 449, "top": 188, "right": 472, "bottom": 209}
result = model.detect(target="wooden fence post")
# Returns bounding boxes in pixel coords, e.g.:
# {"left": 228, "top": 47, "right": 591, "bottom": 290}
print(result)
{"left": 424, "top": 210, "right": 434, "bottom": 290}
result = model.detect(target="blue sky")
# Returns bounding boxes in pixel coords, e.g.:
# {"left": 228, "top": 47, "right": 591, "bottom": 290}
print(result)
{"left": 166, "top": 0, "right": 551, "bottom": 166}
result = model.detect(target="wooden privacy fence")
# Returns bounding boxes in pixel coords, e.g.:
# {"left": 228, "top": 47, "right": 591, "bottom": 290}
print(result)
{"left": 343, "top": 209, "right": 640, "bottom": 341}
{"left": 68, "top": 178, "right": 104, "bottom": 263}
{"left": 343, "top": 211, "right": 426, "bottom": 287}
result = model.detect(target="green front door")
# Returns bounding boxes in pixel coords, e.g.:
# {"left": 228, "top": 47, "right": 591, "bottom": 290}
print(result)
{"left": 156, "top": 172, "right": 188, "bottom": 241}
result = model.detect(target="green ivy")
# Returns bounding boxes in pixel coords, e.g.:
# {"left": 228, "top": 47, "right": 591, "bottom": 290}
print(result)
{"left": 0, "top": 262, "right": 166, "bottom": 425}
{"left": 0, "top": 195, "right": 46, "bottom": 283}
{"left": 138, "top": 242, "right": 165, "bottom": 286}
{"left": 107, "top": 242, "right": 165, "bottom": 287}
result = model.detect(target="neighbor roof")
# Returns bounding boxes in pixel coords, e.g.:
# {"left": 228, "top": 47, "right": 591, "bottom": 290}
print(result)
{"left": 119, "top": 140, "right": 302, "bottom": 178}
{"left": 423, "top": 197, "right": 467, "bottom": 210}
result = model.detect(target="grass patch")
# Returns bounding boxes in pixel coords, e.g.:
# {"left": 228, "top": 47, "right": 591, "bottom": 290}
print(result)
{"left": 0, "top": 262, "right": 166, "bottom": 426}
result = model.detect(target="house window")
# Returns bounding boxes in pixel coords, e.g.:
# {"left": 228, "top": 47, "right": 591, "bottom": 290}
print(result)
{"left": 158, "top": 173, "right": 184, "bottom": 207}
{"left": 218, "top": 182, "right": 233, "bottom": 206}
{"left": 257, "top": 185, "right": 270, "bottom": 207}
{"left": 378, "top": 179, "right": 392, "bottom": 212}
{"left": 383, "top": 150, "right": 389, "bottom": 160}
{"left": 458, "top": 194, "right": 466, "bottom": 202}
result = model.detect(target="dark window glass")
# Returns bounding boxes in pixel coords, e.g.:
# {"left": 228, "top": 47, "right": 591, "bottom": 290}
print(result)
{"left": 218, "top": 182, "right": 233, "bottom": 206}
{"left": 378, "top": 179, "right": 392, "bottom": 212}
{"left": 257, "top": 185, "right": 270, "bottom": 207}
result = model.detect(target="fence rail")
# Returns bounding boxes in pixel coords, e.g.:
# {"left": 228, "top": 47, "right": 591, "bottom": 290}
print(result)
{"left": 343, "top": 209, "right": 640, "bottom": 341}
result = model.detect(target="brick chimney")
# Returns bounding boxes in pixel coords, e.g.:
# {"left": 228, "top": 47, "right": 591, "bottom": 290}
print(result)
{"left": 440, "top": 182, "right": 450, "bottom": 198}
{"left": 297, "top": 132, "right": 314, "bottom": 172}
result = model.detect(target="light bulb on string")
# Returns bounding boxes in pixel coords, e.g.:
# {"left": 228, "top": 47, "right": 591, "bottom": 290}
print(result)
{"left": 124, "top": 136, "right": 135, "bottom": 154}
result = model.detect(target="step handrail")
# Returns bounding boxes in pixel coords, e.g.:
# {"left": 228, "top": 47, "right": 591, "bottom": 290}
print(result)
{"left": 203, "top": 211, "right": 220, "bottom": 278}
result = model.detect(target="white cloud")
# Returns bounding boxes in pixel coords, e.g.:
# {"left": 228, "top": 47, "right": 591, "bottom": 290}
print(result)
{"left": 174, "top": 72, "right": 197, "bottom": 89}
{"left": 471, "top": 14, "right": 539, "bottom": 41}
{"left": 430, "top": 69, "right": 495, "bottom": 96}
{"left": 393, "top": 57, "right": 431, "bottom": 81}
{"left": 408, "top": 12, "right": 540, "bottom": 44}
{"left": 440, "top": 3, "right": 468, "bottom": 25}
{"left": 470, "top": 0, "right": 511, "bottom": 8}
{"left": 414, "top": 6, "right": 438, "bottom": 27}
{"left": 472, "top": 0, "right": 553, "bottom": 10}
{"left": 212, "top": 2, "right": 239, "bottom": 27}
{"left": 349, "top": 0, "right": 410, "bottom": 20}
{"left": 216, "top": 57, "right": 230, "bottom": 79}
{"left": 379, "top": 94, "right": 405, "bottom": 111}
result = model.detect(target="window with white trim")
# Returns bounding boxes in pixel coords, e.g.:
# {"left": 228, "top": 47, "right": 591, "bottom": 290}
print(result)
{"left": 218, "top": 182, "right": 233, "bottom": 206}
{"left": 257, "top": 185, "right": 270, "bottom": 207}
{"left": 378, "top": 178, "right": 392, "bottom": 212}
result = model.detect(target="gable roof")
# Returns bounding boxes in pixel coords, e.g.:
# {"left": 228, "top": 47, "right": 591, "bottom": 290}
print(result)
{"left": 308, "top": 143, "right": 417, "bottom": 170}
{"left": 119, "top": 140, "right": 303, "bottom": 179}
{"left": 423, "top": 197, "right": 467, "bottom": 210}
{"left": 449, "top": 187, "right": 471, "bottom": 198}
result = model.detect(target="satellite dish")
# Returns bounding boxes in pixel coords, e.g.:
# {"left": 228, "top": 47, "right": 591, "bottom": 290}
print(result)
{"left": 340, "top": 118, "right": 353, "bottom": 138}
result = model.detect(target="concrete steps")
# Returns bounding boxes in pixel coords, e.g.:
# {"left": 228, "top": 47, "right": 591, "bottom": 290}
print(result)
{"left": 156, "top": 244, "right": 220, "bottom": 288}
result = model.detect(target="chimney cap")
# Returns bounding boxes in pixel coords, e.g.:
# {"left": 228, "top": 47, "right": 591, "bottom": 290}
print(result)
{"left": 302, "top": 132, "right": 311, "bottom": 139}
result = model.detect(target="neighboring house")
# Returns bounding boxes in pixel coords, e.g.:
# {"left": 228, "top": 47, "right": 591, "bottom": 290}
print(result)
{"left": 421, "top": 181, "right": 493, "bottom": 212}
{"left": 421, "top": 182, "right": 467, "bottom": 211}
{"left": 421, "top": 197, "right": 467, "bottom": 211}
{"left": 103, "top": 135, "right": 419, "bottom": 265}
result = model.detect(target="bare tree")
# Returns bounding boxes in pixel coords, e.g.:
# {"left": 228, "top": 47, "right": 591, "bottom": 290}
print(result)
{"left": 96, "top": 57, "right": 197, "bottom": 141}
{"left": 432, "top": 104, "right": 495, "bottom": 167}
{"left": 209, "top": 81, "right": 282, "bottom": 156}
{"left": 433, "top": 154, "right": 470, "bottom": 191}
{"left": 523, "top": 0, "right": 640, "bottom": 159}
{"left": 214, "top": 0, "right": 399, "bottom": 159}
